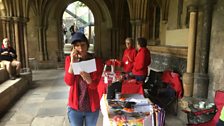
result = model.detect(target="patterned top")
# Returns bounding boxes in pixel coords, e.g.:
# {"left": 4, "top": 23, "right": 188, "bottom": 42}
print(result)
{"left": 78, "top": 76, "right": 91, "bottom": 111}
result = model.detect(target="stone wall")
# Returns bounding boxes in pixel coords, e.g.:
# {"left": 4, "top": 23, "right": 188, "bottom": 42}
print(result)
{"left": 208, "top": 0, "right": 224, "bottom": 100}
{"left": 150, "top": 53, "right": 187, "bottom": 75}
{"left": 148, "top": 46, "right": 187, "bottom": 75}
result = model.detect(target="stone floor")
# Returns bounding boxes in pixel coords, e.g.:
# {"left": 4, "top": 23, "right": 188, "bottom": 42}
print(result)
{"left": 0, "top": 69, "right": 186, "bottom": 126}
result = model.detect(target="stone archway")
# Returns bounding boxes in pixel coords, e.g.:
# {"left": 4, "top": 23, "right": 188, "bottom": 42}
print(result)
{"left": 1, "top": 0, "right": 129, "bottom": 68}
{"left": 56, "top": 0, "right": 113, "bottom": 59}
{"left": 26, "top": 0, "right": 113, "bottom": 66}
{"left": 0, "top": 0, "right": 30, "bottom": 67}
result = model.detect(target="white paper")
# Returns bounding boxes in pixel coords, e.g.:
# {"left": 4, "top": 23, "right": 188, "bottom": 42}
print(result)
{"left": 72, "top": 59, "right": 96, "bottom": 75}
{"left": 128, "top": 98, "right": 149, "bottom": 105}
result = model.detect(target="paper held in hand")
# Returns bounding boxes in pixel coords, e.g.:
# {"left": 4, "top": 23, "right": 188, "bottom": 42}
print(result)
{"left": 72, "top": 59, "right": 96, "bottom": 75}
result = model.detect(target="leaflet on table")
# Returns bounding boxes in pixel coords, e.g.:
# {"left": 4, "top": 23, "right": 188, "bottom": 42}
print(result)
{"left": 72, "top": 59, "right": 96, "bottom": 75}
{"left": 134, "top": 105, "right": 153, "bottom": 113}
{"left": 127, "top": 98, "right": 149, "bottom": 105}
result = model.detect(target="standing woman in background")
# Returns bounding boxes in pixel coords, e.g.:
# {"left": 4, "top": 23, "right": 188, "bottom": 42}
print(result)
{"left": 64, "top": 32, "right": 103, "bottom": 126}
{"left": 132, "top": 37, "right": 151, "bottom": 82}
{"left": 121, "top": 37, "right": 137, "bottom": 75}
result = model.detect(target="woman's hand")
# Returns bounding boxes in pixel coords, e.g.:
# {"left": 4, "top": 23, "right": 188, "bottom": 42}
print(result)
{"left": 68, "top": 48, "right": 79, "bottom": 74}
{"left": 70, "top": 48, "right": 80, "bottom": 63}
{"left": 80, "top": 71, "right": 92, "bottom": 84}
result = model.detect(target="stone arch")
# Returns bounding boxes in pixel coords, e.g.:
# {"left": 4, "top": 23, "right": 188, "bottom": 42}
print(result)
{"left": 0, "top": 0, "right": 6, "bottom": 17}
{"left": 0, "top": 0, "right": 30, "bottom": 67}
{"left": 49, "top": 0, "right": 113, "bottom": 60}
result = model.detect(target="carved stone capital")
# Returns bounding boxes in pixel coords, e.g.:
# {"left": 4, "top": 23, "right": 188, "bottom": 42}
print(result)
{"left": 188, "top": 5, "right": 198, "bottom": 12}
{"left": 130, "top": 19, "right": 142, "bottom": 25}
{"left": 0, "top": 16, "right": 12, "bottom": 21}
{"left": 135, "top": 19, "right": 142, "bottom": 25}
{"left": 130, "top": 19, "right": 136, "bottom": 25}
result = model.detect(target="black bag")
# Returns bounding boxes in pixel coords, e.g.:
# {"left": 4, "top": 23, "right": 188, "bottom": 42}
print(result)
{"left": 107, "top": 81, "right": 122, "bottom": 99}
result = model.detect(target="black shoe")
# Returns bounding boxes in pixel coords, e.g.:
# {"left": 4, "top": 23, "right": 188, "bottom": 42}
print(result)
{"left": 10, "top": 76, "right": 16, "bottom": 80}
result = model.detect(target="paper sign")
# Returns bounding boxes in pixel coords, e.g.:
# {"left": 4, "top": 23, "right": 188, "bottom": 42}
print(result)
{"left": 72, "top": 59, "right": 96, "bottom": 75}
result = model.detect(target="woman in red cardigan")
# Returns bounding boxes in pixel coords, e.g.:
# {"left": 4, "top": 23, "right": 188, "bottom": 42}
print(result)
{"left": 64, "top": 32, "right": 103, "bottom": 126}
{"left": 132, "top": 37, "right": 151, "bottom": 82}
{"left": 121, "top": 37, "right": 137, "bottom": 74}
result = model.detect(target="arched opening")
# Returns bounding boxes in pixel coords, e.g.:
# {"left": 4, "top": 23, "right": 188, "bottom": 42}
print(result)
{"left": 26, "top": 0, "right": 113, "bottom": 68}
{"left": 62, "top": 1, "right": 95, "bottom": 55}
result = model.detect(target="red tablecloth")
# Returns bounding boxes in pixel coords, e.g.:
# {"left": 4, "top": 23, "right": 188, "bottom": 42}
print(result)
{"left": 121, "top": 79, "right": 144, "bottom": 95}
{"left": 98, "top": 78, "right": 144, "bottom": 99}
{"left": 98, "top": 77, "right": 108, "bottom": 99}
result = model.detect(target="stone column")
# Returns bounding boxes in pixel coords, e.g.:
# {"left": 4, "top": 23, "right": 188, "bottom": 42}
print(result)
{"left": 159, "top": 21, "right": 167, "bottom": 45}
{"left": 130, "top": 20, "right": 136, "bottom": 42}
{"left": 0, "top": 17, "right": 8, "bottom": 38}
{"left": 6, "top": 18, "right": 11, "bottom": 39}
{"left": 1, "top": 17, "right": 13, "bottom": 41}
{"left": 110, "top": 28, "right": 119, "bottom": 58}
{"left": 37, "top": 26, "right": 44, "bottom": 61}
{"left": 43, "top": 26, "right": 48, "bottom": 60}
{"left": 183, "top": 6, "right": 198, "bottom": 97}
{"left": 13, "top": 17, "right": 21, "bottom": 63}
{"left": 193, "top": 0, "right": 215, "bottom": 98}
{"left": 23, "top": 18, "right": 29, "bottom": 68}
{"left": 135, "top": 19, "right": 142, "bottom": 39}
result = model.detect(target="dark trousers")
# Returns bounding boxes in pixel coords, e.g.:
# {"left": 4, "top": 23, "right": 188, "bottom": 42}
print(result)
{"left": 216, "top": 119, "right": 224, "bottom": 126}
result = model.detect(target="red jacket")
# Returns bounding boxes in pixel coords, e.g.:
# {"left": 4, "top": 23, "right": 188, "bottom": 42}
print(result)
{"left": 64, "top": 56, "right": 104, "bottom": 112}
{"left": 132, "top": 47, "right": 151, "bottom": 76}
{"left": 161, "top": 70, "right": 183, "bottom": 98}
{"left": 122, "top": 47, "right": 137, "bottom": 72}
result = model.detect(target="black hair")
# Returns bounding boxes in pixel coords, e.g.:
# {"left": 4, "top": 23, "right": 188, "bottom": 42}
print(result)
{"left": 137, "top": 37, "right": 147, "bottom": 47}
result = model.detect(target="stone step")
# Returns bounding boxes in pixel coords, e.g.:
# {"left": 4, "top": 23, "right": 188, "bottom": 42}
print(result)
{"left": 0, "top": 74, "right": 31, "bottom": 116}
{"left": 0, "top": 68, "right": 9, "bottom": 83}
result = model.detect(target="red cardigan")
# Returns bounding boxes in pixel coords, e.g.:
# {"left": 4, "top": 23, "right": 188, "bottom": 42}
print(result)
{"left": 132, "top": 47, "right": 151, "bottom": 76}
{"left": 64, "top": 56, "right": 103, "bottom": 112}
{"left": 122, "top": 47, "right": 137, "bottom": 73}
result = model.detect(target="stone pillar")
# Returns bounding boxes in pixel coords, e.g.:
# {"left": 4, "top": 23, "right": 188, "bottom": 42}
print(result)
{"left": 43, "top": 26, "right": 48, "bottom": 60}
{"left": 23, "top": 18, "right": 29, "bottom": 68}
{"left": 0, "top": 17, "right": 8, "bottom": 38}
{"left": 159, "top": 21, "right": 167, "bottom": 45}
{"left": 37, "top": 26, "right": 44, "bottom": 61}
{"left": 130, "top": 20, "right": 136, "bottom": 42}
{"left": 6, "top": 18, "right": 11, "bottom": 39}
{"left": 110, "top": 28, "right": 119, "bottom": 58}
{"left": 130, "top": 19, "right": 143, "bottom": 43}
{"left": 183, "top": 6, "right": 198, "bottom": 97}
{"left": 152, "top": 7, "right": 157, "bottom": 40}
{"left": 127, "top": 0, "right": 148, "bottom": 42}
{"left": 193, "top": 0, "right": 215, "bottom": 98}
{"left": 194, "top": 11, "right": 204, "bottom": 73}
{"left": 0, "top": 17, "right": 13, "bottom": 41}
{"left": 13, "top": 17, "right": 21, "bottom": 63}
{"left": 193, "top": 73, "right": 209, "bottom": 98}
{"left": 135, "top": 19, "right": 142, "bottom": 38}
